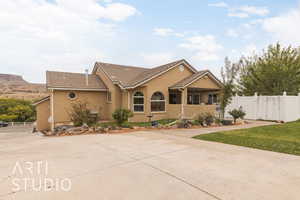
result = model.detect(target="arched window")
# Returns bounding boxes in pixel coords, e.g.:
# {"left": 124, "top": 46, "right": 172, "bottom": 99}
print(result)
{"left": 151, "top": 92, "right": 165, "bottom": 112}
{"left": 133, "top": 91, "right": 144, "bottom": 112}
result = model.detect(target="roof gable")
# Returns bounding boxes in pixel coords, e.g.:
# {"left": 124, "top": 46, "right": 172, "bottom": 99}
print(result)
{"left": 94, "top": 59, "right": 197, "bottom": 89}
{"left": 170, "top": 70, "right": 223, "bottom": 89}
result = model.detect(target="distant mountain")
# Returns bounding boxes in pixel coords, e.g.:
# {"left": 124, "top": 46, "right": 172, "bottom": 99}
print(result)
{"left": 0, "top": 74, "right": 47, "bottom": 101}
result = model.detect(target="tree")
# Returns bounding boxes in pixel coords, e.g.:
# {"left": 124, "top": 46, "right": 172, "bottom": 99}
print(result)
{"left": 220, "top": 57, "right": 240, "bottom": 118}
{"left": 238, "top": 43, "right": 300, "bottom": 95}
{"left": 0, "top": 98, "right": 36, "bottom": 122}
{"left": 7, "top": 105, "right": 34, "bottom": 122}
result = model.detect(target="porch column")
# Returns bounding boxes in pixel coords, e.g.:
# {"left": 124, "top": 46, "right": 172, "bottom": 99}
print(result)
{"left": 181, "top": 88, "right": 187, "bottom": 119}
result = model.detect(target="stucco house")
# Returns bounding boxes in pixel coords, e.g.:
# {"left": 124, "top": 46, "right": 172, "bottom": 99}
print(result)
{"left": 34, "top": 59, "right": 223, "bottom": 131}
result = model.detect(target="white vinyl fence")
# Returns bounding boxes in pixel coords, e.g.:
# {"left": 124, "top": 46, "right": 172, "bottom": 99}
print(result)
{"left": 7, "top": 122, "right": 34, "bottom": 127}
{"left": 225, "top": 92, "right": 300, "bottom": 122}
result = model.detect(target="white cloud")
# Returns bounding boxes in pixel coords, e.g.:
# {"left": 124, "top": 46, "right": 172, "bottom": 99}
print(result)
{"left": 228, "top": 6, "right": 269, "bottom": 18}
{"left": 262, "top": 6, "right": 300, "bottom": 45}
{"left": 102, "top": 3, "right": 138, "bottom": 21}
{"left": 209, "top": 2, "right": 269, "bottom": 18}
{"left": 238, "top": 6, "right": 269, "bottom": 16}
{"left": 226, "top": 29, "right": 239, "bottom": 37}
{"left": 153, "top": 28, "right": 184, "bottom": 37}
{"left": 153, "top": 28, "right": 174, "bottom": 36}
{"left": 228, "top": 12, "right": 249, "bottom": 18}
{"left": 208, "top": 2, "right": 228, "bottom": 8}
{"left": 179, "top": 35, "right": 223, "bottom": 61}
{"left": 141, "top": 52, "right": 175, "bottom": 66}
{"left": 0, "top": 0, "right": 138, "bottom": 82}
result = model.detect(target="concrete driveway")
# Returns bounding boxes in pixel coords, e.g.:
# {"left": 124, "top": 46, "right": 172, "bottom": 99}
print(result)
{"left": 0, "top": 126, "right": 299, "bottom": 200}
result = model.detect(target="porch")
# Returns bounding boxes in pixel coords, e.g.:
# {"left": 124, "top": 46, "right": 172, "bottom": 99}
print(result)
{"left": 168, "top": 87, "right": 221, "bottom": 119}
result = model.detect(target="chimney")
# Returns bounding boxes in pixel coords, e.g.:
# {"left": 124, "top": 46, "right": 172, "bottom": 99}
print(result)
{"left": 85, "top": 69, "right": 89, "bottom": 86}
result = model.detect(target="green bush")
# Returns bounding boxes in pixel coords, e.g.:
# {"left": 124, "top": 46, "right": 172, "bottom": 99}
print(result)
{"left": 228, "top": 108, "right": 246, "bottom": 123}
{"left": 68, "top": 101, "right": 100, "bottom": 126}
{"left": 112, "top": 109, "right": 133, "bottom": 126}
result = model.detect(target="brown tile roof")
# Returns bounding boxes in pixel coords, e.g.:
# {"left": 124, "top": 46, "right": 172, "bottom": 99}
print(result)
{"left": 95, "top": 59, "right": 197, "bottom": 88}
{"left": 46, "top": 71, "right": 107, "bottom": 90}
{"left": 169, "top": 70, "right": 222, "bottom": 89}
{"left": 95, "top": 62, "right": 149, "bottom": 86}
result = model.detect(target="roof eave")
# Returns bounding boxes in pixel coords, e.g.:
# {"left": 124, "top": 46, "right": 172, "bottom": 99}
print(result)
{"left": 32, "top": 96, "right": 50, "bottom": 106}
{"left": 47, "top": 87, "right": 108, "bottom": 91}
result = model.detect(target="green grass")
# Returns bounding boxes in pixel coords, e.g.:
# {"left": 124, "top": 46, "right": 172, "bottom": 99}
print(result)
{"left": 99, "top": 119, "right": 176, "bottom": 128}
{"left": 193, "top": 121, "right": 300, "bottom": 156}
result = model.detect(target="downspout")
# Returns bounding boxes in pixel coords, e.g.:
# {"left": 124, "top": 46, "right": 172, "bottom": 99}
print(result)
{"left": 127, "top": 91, "right": 130, "bottom": 109}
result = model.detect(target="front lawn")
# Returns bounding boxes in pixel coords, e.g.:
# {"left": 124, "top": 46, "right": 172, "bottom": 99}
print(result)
{"left": 193, "top": 121, "right": 300, "bottom": 156}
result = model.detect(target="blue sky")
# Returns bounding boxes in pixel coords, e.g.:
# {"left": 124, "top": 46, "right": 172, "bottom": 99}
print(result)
{"left": 1, "top": 0, "right": 300, "bottom": 83}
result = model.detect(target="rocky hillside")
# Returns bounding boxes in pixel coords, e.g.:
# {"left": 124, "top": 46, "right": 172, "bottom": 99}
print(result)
{"left": 0, "top": 74, "right": 47, "bottom": 101}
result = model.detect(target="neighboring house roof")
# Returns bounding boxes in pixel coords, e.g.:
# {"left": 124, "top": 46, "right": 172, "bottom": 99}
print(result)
{"left": 169, "top": 70, "right": 223, "bottom": 89}
{"left": 94, "top": 59, "right": 198, "bottom": 89}
{"left": 46, "top": 71, "right": 107, "bottom": 91}
{"left": 32, "top": 96, "right": 50, "bottom": 106}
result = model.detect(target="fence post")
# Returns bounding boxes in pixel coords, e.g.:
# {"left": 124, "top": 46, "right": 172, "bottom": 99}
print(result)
{"left": 281, "top": 91, "right": 287, "bottom": 122}
{"left": 298, "top": 93, "right": 300, "bottom": 119}
{"left": 254, "top": 92, "right": 258, "bottom": 120}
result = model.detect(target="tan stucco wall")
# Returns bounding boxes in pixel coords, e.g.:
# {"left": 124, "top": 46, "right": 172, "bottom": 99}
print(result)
{"left": 52, "top": 90, "right": 108, "bottom": 126}
{"left": 184, "top": 105, "right": 217, "bottom": 119}
{"left": 129, "top": 64, "right": 194, "bottom": 122}
{"left": 36, "top": 99, "right": 50, "bottom": 131}
{"left": 189, "top": 75, "right": 221, "bottom": 89}
{"left": 95, "top": 68, "right": 123, "bottom": 119}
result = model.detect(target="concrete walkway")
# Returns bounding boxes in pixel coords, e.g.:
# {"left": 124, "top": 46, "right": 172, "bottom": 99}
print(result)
{"left": 0, "top": 122, "right": 299, "bottom": 200}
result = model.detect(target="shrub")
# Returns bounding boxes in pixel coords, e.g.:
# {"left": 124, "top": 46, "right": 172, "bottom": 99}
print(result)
{"left": 196, "top": 113, "right": 205, "bottom": 126}
{"left": 68, "top": 101, "right": 100, "bottom": 126}
{"left": 204, "top": 112, "right": 214, "bottom": 126}
{"left": 228, "top": 108, "right": 246, "bottom": 123}
{"left": 215, "top": 117, "right": 222, "bottom": 125}
{"left": 112, "top": 109, "right": 133, "bottom": 126}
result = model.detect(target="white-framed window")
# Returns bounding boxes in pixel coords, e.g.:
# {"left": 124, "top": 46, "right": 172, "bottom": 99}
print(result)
{"left": 208, "top": 94, "right": 218, "bottom": 105}
{"left": 151, "top": 92, "right": 165, "bottom": 112}
{"left": 187, "top": 93, "right": 200, "bottom": 105}
{"left": 107, "top": 91, "right": 112, "bottom": 102}
{"left": 133, "top": 91, "right": 144, "bottom": 112}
